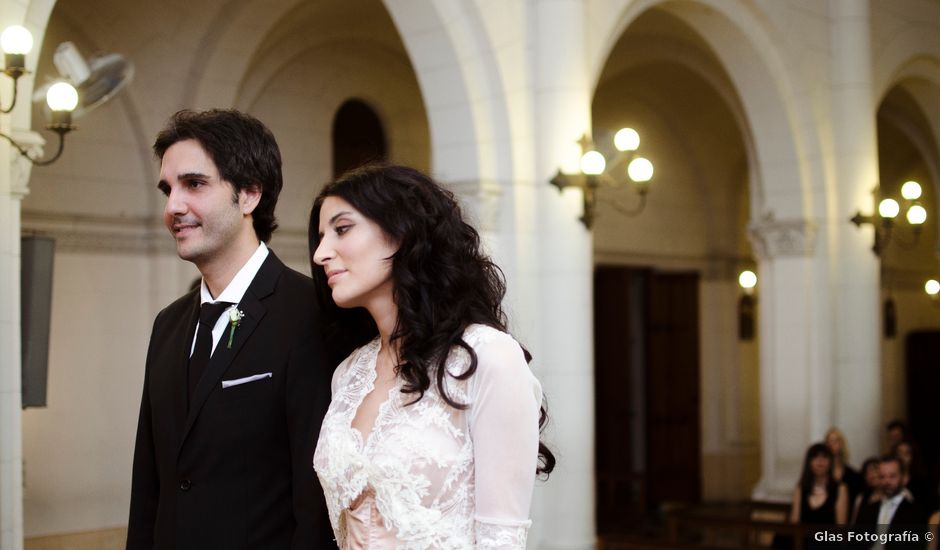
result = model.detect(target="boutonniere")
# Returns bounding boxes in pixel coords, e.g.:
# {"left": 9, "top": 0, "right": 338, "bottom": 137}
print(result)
{"left": 227, "top": 307, "right": 245, "bottom": 349}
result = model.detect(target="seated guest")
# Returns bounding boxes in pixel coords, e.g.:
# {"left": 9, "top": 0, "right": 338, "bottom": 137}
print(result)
{"left": 827, "top": 428, "right": 864, "bottom": 516}
{"left": 894, "top": 440, "right": 935, "bottom": 513}
{"left": 775, "top": 443, "right": 848, "bottom": 550}
{"left": 852, "top": 457, "right": 883, "bottom": 523}
{"left": 789, "top": 443, "right": 849, "bottom": 526}
{"left": 853, "top": 455, "right": 925, "bottom": 550}
{"left": 885, "top": 419, "right": 908, "bottom": 453}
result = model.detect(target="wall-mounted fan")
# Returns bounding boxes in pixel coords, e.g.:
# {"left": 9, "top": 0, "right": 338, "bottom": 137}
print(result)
{"left": 33, "top": 41, "right": 134, "bottom": 117}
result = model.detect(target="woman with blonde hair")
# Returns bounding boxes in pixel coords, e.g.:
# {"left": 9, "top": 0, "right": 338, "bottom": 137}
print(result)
{"left": 824, "top": 427, "right": 863, "bottom": 514}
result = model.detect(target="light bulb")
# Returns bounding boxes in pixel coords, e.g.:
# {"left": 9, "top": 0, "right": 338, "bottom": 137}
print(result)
{"left": 46, "top": 82, "right": 79, "bottom": 112}
{"left": 738, "top": 270, "right": 757, "bottom": 290}
{"left": 878, "top": 198, "right": 900, "bottom": 219}
{"left": 580, "top": 151, "right": 606, "bottom": 176}
{"left": 906, "top": 204, "right": 927, "bottom": 225}
{"left": 614, "top": 128, "right": 640, "bottom": 152}
{"left": 926, "top": 279, "right": 940, "bottom": 296}
{"left": 1, "top": 25, "right": 33, "bottom": 55}
{"left": 900, "top": 181, "right": 922, "bottom": 200}
{"left": 627, "top": 157, "right": 653, "bottom": 182}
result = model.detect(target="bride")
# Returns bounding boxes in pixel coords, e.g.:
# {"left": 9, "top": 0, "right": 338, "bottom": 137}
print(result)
{"left": 309, "top": 164, "right": 554, "bottom": 549}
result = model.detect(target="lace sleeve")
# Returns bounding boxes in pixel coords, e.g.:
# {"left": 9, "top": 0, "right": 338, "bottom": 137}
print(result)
{"left": 475, "top": 516, "right": 531, "bottom": 549}
{"left": 467, "top": 327, "right": 542, "bottom": 550}
{"left": 330, "top": 352, "right": 355, "bottom": 396}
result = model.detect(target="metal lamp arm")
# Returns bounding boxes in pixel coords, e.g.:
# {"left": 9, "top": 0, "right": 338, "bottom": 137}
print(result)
{"left": 0, "top": 81, "right": 18, "bottom": 114}
{"left": 0, "top": 129, "right": 67, "bottom": 166}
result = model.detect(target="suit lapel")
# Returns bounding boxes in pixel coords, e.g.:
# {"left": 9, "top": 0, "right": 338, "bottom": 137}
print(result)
{"left": 173, "top": 294, "right": 200, "bottom": 442}
{"left": 177, "top": 252, "right": 284, "bottom": 453}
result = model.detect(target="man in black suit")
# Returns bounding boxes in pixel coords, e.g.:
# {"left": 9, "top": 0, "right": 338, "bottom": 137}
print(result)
{"left": 853, "top": 455, "right": 925, "bottom": 550}
{"left": 127, "top": 109, "right": 334, "bottom": 549}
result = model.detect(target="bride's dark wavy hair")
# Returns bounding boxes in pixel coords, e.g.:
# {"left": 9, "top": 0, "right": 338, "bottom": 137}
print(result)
{"left": 308, "top": 163, "right": 554, "bottom": 476}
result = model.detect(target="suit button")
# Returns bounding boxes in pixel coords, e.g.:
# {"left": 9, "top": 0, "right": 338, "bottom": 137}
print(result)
{"left": 179, "top": 479, "right": 191, "bottom": 491}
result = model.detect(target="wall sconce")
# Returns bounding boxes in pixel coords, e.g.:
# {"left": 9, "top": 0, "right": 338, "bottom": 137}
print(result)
{"left": 2, "top": 25, "right": 32, "bottom": 113}
{"left": 1, "top": 26, "right": 79, "bottom": 166}
{"left": 926, "top": 279, "right": 939, "bottom": 304}
{"left": 549, "top": 128, "right": 654, "bottom": 229}
{"left": 850, "top": 181, "right": 927, "bottom": 255}
{"left": 738, "top": 270, "right": 757, "bottom": 341}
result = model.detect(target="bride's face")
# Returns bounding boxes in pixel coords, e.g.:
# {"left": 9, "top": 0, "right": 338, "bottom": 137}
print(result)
{"left": 313, "top": 196, "right": 398, "bottom": 310}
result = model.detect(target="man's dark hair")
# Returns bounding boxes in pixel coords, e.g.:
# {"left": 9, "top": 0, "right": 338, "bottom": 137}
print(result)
{"left": 880, "top": 454, "right": 908, "bottom": 477}
{"left": 886, "top": 418, "right": 908, "bottom": 433}
{"left": 154, "top": 109, "right": 283, "bottom": 242}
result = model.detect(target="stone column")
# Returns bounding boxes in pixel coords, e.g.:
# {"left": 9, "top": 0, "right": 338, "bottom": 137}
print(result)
{"left": 529, "top": 1, "right": 595, "bottom": 548}
{"left": 748, "top": 217, "right": 826, "bottom": 500}
{"left": 828, "top": 0, "right": 880, "bottom": 457}
{"left": 446, "top": 179, "right": 504, "bottom": 255}
{"left": 0, "top": 122, "right": 40, "bottom": 550}
{"left": 1, "top": 4, "right": 45, "bottom": 545}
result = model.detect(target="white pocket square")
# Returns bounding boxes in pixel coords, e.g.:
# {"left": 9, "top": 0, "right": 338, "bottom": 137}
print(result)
{"left": 221, "top": 373, "right": 272, "bottom": 388}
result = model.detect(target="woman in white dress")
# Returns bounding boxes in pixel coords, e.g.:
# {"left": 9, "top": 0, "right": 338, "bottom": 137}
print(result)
{"left": 308, "top": 164, "right": 554, "bottom": 549}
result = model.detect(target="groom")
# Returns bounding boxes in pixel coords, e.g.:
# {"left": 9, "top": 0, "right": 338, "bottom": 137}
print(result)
{"left": 127, "top": 109, "right": 334, "bottom": 549}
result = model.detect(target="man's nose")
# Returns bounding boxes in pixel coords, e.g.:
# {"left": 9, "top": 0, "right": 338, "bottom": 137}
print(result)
{"left": 165, "top": 188, "right": 186, "bottom": 216}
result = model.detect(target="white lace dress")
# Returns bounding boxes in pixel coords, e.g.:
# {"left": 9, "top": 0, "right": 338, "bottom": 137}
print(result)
{"left": 313, "top": 324, "right": 543, "bottom": 550}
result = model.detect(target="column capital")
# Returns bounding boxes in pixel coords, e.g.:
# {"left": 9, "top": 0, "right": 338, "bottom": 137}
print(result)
{"left": 8, "top": 129, "right": 44, "bottom": 200}
{"left": 748, "top": 212, "right": 818, "bottom": 259}
{"left": 444, "top": 179, "right": 503, "bottom": 234}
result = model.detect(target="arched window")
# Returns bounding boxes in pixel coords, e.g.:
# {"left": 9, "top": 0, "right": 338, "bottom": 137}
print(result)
{"left": 332, "top": 99, "right": 387, "bottom": 178}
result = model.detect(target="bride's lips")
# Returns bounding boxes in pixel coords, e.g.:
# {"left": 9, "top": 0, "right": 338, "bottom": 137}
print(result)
{"left": 326, "top": 269, "right": 347, "bottom": 286}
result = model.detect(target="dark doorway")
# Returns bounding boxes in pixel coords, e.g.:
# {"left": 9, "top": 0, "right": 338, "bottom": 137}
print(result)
{"left": 594, "top": 266, "right": 701, "bottom": 535}
{"left": 332, "top": 99, "right": 387, "bottom": 178}
{"left": 905, "top": 330, "right": 940, "bottom": 509}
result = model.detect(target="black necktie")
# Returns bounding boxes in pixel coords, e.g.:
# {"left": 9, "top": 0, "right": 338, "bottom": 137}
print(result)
{"left": 189, "top": 301, "right": 233, "bottom": 405}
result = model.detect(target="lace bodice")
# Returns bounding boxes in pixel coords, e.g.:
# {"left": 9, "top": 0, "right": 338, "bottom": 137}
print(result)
{"left": 314, "top": 324, "right": 542, "bottom": 550}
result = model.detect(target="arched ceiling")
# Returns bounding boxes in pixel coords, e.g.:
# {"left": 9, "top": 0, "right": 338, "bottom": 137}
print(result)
{"left": 877, "top": 85, "right": 938, "bottom": 270}
{"left": 592, "top": 7, "right": 751, "bottom": 262}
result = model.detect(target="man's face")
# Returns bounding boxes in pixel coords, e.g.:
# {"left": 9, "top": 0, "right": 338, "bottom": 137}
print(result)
{"left": 158, "top": 139, "right": 256, "bottom": 268}
{"left": 887, "top": 427, "right": 904, "bottom": 448}
{"left": 879, "top": 461, "right": 904, "bottom": 498}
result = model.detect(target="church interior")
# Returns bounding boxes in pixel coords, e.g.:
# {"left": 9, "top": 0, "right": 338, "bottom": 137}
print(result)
{"left": 2, "top": 0, "right": 940, "bottom": 548}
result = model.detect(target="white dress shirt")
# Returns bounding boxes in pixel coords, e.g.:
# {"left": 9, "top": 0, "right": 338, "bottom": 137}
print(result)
{"left": 190, "top": 242, "right": 269, "bottom": 357}
{"left": 872, "top": 491, "right": 907, "bottom": 550}
{"left": 877, "top": 491, "right": 905, "bottom": 526}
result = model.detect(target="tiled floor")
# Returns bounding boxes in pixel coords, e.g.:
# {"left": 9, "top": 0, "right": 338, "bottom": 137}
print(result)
{"left": 25, "top": 527, "right": 126, "bottom": 550}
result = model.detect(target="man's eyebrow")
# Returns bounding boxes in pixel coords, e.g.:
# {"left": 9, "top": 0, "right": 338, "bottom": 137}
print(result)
{"left": 178, "top": 172, "right": 210, "bottom": 181}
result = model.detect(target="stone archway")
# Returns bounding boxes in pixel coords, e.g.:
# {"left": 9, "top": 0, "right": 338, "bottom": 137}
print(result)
{"left": 588, "top": 0, "right": 858, "bottom": 502}
{"left": 588, "top": 5, "right": 761, "bottom": 530}
{"left": 875, "top": 77, "right": 940, "bottom": 471}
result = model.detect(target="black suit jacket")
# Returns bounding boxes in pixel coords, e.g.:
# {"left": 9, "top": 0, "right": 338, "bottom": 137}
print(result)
{"left": 127, "top": 252, "right": 335, "bottom": 549}
{"left": 853, "top": 493, "right": 926, "bottom": 550}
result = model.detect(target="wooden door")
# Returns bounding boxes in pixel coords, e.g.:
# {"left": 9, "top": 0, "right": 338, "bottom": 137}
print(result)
{"left": 594, "top": 266, "right": 701, "bottom": 534}
{"left": 645, "top": 272, "right": 701, "bottom": 504}
{"left": 906, "top": 330, "right": 940, "bottom": 501}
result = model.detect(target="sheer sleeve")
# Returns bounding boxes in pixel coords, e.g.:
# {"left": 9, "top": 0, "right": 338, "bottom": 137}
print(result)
{"left": 467, "top": 329, "right": 542, "bottom": 550}
{"left": 330, "top": 353, "right": 353, "bottom": 396}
